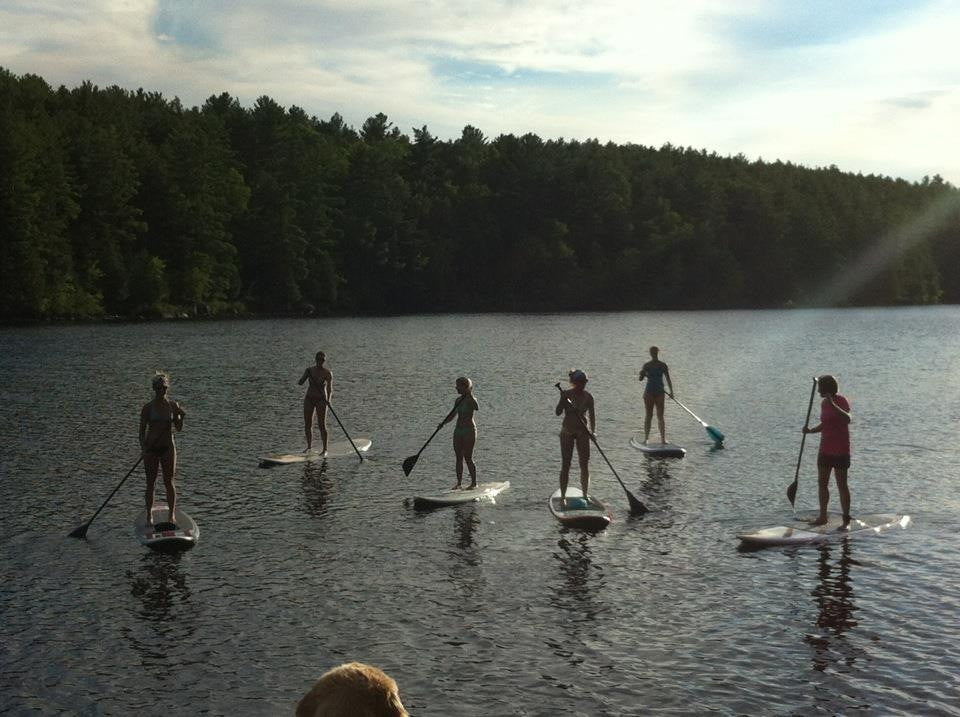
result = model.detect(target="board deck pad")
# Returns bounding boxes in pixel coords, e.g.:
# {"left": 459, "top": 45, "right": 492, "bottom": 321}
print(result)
{"left": 548, "top": 487, "right": 611, "bottom": 531}
{"left": 738, "top": 512, "right": 910, "bottom": 547}
{"left": 629, "top": 437, "right": 686, "bottom": 458}
{"left": 413, "top": 481, "right": 510, "bottom": 508}
{"left": 134, "top": 503, "right": 199, "bottom": 551}
{"left": 260, "top": 437, "right": 372, "bottom": 465}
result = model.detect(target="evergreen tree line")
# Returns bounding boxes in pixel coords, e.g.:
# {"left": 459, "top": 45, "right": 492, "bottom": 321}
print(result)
{"left": 2, "top": 68, "right": 958, "bottom": 320}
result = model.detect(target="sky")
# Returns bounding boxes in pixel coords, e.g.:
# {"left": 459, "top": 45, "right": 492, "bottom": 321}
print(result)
{"left": 1, "top": 0, "right": 958, "bottom": 184}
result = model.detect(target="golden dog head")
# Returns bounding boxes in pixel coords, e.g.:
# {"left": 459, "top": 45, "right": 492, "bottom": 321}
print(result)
{"left": 296, "top": 662, "right": 408, "bottom": 717}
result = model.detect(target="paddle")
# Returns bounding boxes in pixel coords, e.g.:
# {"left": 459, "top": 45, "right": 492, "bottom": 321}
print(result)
{"left": 402, "top": 396, "right": 465, "bottom": 476}
{"left": 670, "top": 395, "right": 725, "bottom": 445}
{"left": 69, "top": 455, "right": 144, "bottom": 539}
{"left": 786, "top": 377, "right": 818, "bottom": 509}
{"left": 555, "top": 383, "right": 647, "bottom": 515}
{"left": 306, "top": 371, "right": 364, "bottom": 462}
{"left": 325, "top": 399, "right": 365, "bottom": 462}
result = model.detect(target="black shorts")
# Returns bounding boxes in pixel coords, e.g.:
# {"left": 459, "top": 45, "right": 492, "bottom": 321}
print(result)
{"left": 818, "top": 454, "right": 850, "bottom": 470}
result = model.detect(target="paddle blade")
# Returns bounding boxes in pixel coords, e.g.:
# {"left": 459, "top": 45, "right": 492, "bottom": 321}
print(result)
{"left": 402, "top": 455, "right": 418, "bottom": 476}
{"left": 68, "top": 524, "right": 89, "bottom": 539}
{"left": 786, "top": 480, "right": 798, "bottom": 508}
{"left": 706, "top": 426, "right": 725, "bottom": 444}
{"left": 627, "top": 492, "right": 648, "bottom": 515}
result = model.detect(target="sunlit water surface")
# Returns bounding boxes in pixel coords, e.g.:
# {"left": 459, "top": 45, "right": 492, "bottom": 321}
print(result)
{"left": 2, "top": 308, "right": 959, "bottom": 716}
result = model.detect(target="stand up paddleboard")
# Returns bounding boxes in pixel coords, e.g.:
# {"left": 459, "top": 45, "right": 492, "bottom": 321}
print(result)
{"left": 260, "top": 437, "right": 372, "bottom": 465}
{"left": 738, "top": 513, "right": 910, "bottom": 548}
{"left": 548, "top": 487, "right": 612, "bottom": 531}
{"left": 629, "top": 436, "right": 685, "bottom": 459}
{"left": 134, "top": 503, "right": 199, "bottom": 552}
{"left": 413, "top": 481, "right": 510, "bottom": 509}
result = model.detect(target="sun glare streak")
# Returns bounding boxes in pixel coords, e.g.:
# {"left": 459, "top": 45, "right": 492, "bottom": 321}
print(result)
{"left": 809, "top": 192, "right": 960, "bottom": 308}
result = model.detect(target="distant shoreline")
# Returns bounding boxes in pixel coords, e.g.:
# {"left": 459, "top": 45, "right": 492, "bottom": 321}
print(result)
{"left": 3, "top": 302, "right": 957, "bottom": 328}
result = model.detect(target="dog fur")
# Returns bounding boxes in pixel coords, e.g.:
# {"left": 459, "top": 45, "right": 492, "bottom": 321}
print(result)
{"left": 295, "top": 662, "right": 408, "bottom": 717}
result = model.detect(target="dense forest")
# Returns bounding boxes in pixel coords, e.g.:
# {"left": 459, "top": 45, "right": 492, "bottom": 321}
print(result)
{"left": 2, "top": 68, "right": 958, "bottom": 320}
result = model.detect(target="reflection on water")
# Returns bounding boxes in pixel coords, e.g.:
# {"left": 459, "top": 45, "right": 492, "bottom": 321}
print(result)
{"left": 446, "top": 506, "right": 484, "bottom": 602}
{"left": 546, "top": 535, "right": 606, "bottom": 673}
{"left": 3, "top": 309, "right": 959, "bottom": 716}
{"left": 453, "top": 504, "right": 480, "bottom": 553}
{"left": 126, "top": 552, "right": 193, "bottom": 673}
{"left": 640, "top": 459, "right": 673, "bottom": 489}
{"left": 300, "top": 460, "right": 332, "bottom": 519}
{"left": 551, "top": 534, "right": 604, "bottom": 618}
{"left": 806, "top": 541, "right": 859, "bottom": 672}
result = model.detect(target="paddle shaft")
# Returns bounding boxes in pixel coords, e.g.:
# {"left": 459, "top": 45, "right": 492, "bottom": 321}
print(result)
{"left": 670, "top": 395, "right": 725, "bottom": 443}
{"left": 555, "top": 383, "right": 646, "bottom": 514}
{"left": 325, "top": 399, "right": 364, "bottom": 461}
{"left": 788, "top": 378, "right": 818, "bottom": 508}
{"left": 70, "top": 455, "right": 144, "bottom": 538}
{"left": 671, "top": 396, "right": 705, "bottom": 426}
{"left": 403, "top": 396, "right": 465, "bottom": 475}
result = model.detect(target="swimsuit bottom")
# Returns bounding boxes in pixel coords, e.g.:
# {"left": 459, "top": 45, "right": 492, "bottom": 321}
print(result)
{"left": 817, "top": 454, "right": 850, "bottom": 469}
{"left": 453, "top": 425, "right": 476, "bottom": 438}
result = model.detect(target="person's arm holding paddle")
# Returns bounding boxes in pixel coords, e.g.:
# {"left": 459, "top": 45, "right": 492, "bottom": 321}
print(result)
{"left": 664, "top": 365, "right": 674, "bottom": 399}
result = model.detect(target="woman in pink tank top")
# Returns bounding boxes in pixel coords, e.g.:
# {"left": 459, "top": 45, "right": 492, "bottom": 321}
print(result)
{"left": 802, "top": 375, "right": 852, "bottom": 527}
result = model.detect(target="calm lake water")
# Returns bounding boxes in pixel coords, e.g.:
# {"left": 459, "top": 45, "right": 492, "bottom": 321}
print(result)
{"left": 2, "top": 308, "right": 959, "bottom": 716}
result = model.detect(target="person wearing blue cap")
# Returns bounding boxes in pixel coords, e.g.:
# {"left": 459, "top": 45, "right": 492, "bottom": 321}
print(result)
{"left": 638, "top": 346, "right": 673, "bottom": 444}
{"left": 555, "top": 369, "right": 595, "bottom": 503}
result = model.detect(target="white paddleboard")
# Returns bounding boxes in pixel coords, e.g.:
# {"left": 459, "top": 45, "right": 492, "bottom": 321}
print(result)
{"left": 260, "top": 437, "right": 372, "bottom": 465}
{"left": 134, "top": 503, "right": 199, "bottom": 551}
{"left": 548, "top": 487, "right": 611, "bottom": 531}
{"left": 738, "top": 513, "right": 910, "bottom": 547}
{"left": 629, "top": 437, "right": 686, "bottom": 458}
{"left": 413, "top": 481, "right": 510, "bottom": 509}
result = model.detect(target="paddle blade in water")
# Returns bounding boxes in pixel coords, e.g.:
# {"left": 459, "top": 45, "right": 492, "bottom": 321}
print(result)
{"left": 707, "top": 426, "right": 725, "bottom": 444}
{"left": 786, "top": 480, "right": 798, "bottom": 508}
{"left": 627, "top": 492, "right": 648, "bottom": 515}
{"left": 402, "top": 455, "right": 418, "bottom": 476}
{"left": 68, "top": 524, "right": 89, "bottom": 539}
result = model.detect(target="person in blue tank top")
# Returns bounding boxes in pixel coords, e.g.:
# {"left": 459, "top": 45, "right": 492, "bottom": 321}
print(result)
{"left": 638, "top": 346, "right": 674, "bottom": 444}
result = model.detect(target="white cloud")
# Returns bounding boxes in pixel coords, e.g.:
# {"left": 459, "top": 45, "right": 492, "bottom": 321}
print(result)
{"left": 0, "top": 0, "right": 956, "bottom": 183}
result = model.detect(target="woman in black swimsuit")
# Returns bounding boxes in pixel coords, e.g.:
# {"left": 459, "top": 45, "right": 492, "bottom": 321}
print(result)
{"left": 139, "top": 372, "right": 185, "bottom": 526}
{"left": 298, "top": 351, "right": 333, "bottom": 453}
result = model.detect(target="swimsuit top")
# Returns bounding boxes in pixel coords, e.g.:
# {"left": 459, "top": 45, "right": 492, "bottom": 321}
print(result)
{"left": 148, "top": 401, "right": 174, "bottom": 424}
{"left": 643, "top": 361, "right": 668, "bottom": 394}
{"left": 305, "top": 369, "right": 327, "bottom": 397}
{"left": 456, "top": 397, "right": 477, "bottom": 417}
{"left": 562, "top": 391, "right": 591, "bottom": 432}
